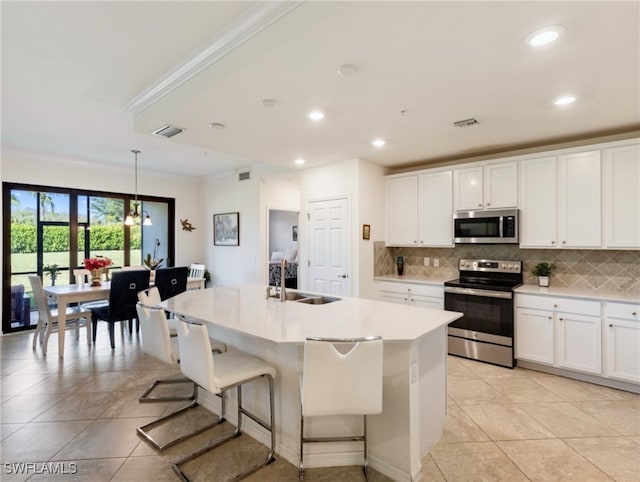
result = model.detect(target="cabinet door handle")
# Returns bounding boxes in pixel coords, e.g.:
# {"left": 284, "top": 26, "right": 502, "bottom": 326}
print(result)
{"left": 551, "top": 241, "right": 556, "bottom": 244}
{"left": 562, "top": 240, "right": 566, "bottom": 245}
{"left": 553, "top": 304, "right": 558, "bottom": 308}
{"left": 559, "top": 317, "right": 564, "bottom": 321}
{"left": 403, "top": 298, "right": 408, "bottom": 302}
{"left": 609, "top": 323, "right": 613, "bottom": 327}
{"left": 478, "top": 203, "right": 482, "bottom": 207}
{"left": 548, "top": 316, "right": 552, "bottom": 320}
{"left": 633, "top": 312, "right": 637, "bottom": 316}
{"left": 486, "top": 202, "right": 491, "bottom": 206}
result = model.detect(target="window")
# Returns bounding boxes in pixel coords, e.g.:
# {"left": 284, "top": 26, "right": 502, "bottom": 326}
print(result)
{"left": 2, "top": 183, "right": 175, "bottom": 333}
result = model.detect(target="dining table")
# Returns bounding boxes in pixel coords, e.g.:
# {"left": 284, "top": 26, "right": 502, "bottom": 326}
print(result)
{"left": 44, "top": 282, "right": 111, "bottom": 357}
{"left": 43, "top": 277, "right": 205, "bottom": 356}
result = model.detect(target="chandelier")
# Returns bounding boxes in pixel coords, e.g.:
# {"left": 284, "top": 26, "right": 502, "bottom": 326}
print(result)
{"left": 124, "top": 149, "right": 152, "bottom": 226}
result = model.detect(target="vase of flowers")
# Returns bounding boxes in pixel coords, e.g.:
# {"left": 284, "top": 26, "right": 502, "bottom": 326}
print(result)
{"left": 84, "top": 256, "right": 113, "bottom": 287}
{"left": 143, "top": 238, "right": 164, "bottom": 271}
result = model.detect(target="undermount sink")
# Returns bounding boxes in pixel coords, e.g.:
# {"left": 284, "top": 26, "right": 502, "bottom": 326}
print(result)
{"left": 295, "top": 295, "right": 340, "bottom": 305}
{"left": 268, "top": 291, "right": 340, "bottom": 304}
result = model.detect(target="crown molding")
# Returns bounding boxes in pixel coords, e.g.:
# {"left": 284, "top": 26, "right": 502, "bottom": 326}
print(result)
{"left": 123, "top": 1, "right": 303, "bottom": 115}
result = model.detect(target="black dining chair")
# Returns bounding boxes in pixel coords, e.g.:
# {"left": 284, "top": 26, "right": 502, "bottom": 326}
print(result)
{"left": 154, "top": 266, "right": 188, "bottom": 301}
{"left": 91, "top": 270, "right": 150, "bottom": 349}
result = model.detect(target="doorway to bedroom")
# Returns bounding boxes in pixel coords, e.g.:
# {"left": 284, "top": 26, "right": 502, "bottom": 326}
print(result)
{"left": 267, "top": 209, "right": 299, "bottom": 289}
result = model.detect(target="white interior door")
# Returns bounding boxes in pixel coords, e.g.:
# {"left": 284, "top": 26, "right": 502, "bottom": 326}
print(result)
{"left": 308, "top": 197, "right": 350, "bottom": 296}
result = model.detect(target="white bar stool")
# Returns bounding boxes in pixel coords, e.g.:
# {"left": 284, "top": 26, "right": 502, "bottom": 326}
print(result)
{"left": 299, "top": 336, "right": 383, "bottom": 480}
{"left": 171, "top": 315, "right": 277, "bottom": 482}
{"left": 135, "top": 302, "right": 225, "bottom": 452}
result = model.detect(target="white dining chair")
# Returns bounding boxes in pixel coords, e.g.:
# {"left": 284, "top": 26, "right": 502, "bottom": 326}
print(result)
{"left": 299, "top": 336, "right": 384, "bottom": 480}
{"left": 188, "top": 263, "right": 205, "bottom": 280}
{"left": 73, "top": 268, "right": 91, "bottom": 284}
{"left": 29, "top": 275, "right": 92, "bottom": 355}
{"left": 171, "top": 315, "right": 276, "bottom": 481}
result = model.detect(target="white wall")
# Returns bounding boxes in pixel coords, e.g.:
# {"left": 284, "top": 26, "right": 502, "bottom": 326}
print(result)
{"left": 357, "top": 160, "right": 387, "bottom": 299}
{"left": 268, "top": 210, "right": 298, "bottom": 256}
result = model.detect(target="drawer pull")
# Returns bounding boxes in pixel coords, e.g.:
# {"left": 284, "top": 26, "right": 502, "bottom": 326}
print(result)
{"left": 548, "top": 316, "right": 552, "bottom": 320}
{"left": 553, "top": 304, "right": 558, "bottom": 308}
{"left": 559, "top": 317, "right": 564, "bottom": 321}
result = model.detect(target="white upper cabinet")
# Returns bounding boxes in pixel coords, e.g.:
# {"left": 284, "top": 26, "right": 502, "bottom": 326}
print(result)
{"left": 419, "top": 171, "right": 454, "bottom": 246}
{"left": 520, "top": 151, "right": 601, "bottom": 248}
{"left": 385, "top": 175, "right": 419, "bottom": 246}
{"left": 603, "top": 143, "right": 640, "bottom": 248}
{"left": 454, "top": 161, "right": 517, "bottom": 211}
{"left": 386, "top": 171, "right": 453, "bottom": 247}
{"left": 557, "top": 150, "right": 601, "bottom": 248}
{"left": 519, "top": 156, "right": 557, "bottom": 247}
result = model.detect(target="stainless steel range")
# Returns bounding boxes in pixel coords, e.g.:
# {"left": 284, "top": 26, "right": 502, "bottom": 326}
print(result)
{"left": 445, "top": 258, "right": 522, "bottom": 368}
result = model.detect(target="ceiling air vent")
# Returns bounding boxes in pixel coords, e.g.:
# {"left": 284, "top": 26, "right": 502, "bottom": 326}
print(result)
{"left": 238, "top": 170, "right": 250, "bottom": 181}
{"left": 151, "top": 124, "right": 183, "bottom": 138}
{"left": 453, "top": 118, "right": 479, "bottom": 128}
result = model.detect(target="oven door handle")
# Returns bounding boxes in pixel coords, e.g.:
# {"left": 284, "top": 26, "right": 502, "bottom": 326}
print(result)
{"left": 444, "top": 286, "right": 513, "bottom": 299}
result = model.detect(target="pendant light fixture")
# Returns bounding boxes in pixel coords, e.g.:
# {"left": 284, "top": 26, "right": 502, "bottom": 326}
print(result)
{"left": 124, "top": 149, "right": 152, "bottom": 226}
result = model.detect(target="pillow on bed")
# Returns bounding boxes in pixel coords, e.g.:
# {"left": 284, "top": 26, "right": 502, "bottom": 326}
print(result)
{"left": 285, "top": 248, "right": 297, "bottom": 263}
{"left": 270, "top": 251, "right": 285, "bottom": 261}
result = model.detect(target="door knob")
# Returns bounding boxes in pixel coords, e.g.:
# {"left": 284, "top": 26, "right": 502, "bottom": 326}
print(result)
{"left": 338, "top": 274, "right": 348, "bottom": 279}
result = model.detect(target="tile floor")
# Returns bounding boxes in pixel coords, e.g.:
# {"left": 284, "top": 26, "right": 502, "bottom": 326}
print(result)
{"left": 1, "top": 326, "right": 638, "bottom": 481}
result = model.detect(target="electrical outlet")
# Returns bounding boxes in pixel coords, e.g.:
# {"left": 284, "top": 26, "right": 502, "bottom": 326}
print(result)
{"left": 434, "top": 258, "right": 440, "bottom": 267}
{"left": 423, "top": 257, "right": 430, "bottom": 267}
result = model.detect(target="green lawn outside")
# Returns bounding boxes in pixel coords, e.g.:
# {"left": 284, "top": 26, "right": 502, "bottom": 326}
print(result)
{"left": 10, "top": 250, "right": 142, "bottom": 293}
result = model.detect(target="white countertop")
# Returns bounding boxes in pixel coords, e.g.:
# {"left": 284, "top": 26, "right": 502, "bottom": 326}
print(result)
{"left": 374, "top": 274, "right": 451, "bottom": 285}
{"left": 161, "top": 284, "right": 462, "bottom": 344}
{"left": 515, "top": 284, "right": 640, "bottom": 304}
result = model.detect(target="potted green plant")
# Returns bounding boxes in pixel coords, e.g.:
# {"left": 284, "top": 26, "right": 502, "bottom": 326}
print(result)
{"left": 531, "top": 262, "right": 556, "bottom": 287}
{"left": 43, "top": 264, "right": 61, "bottom": 286}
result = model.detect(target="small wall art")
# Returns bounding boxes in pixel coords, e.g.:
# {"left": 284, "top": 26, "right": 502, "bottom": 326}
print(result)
{"left": 363, "top": 224, "right": 371, "bottom": 240}
{"left": 214, "top": 212, "right": 239, "bottom": 246}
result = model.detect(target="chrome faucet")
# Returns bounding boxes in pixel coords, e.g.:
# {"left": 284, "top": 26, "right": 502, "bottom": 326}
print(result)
{"left": 279, "top": 258, "right": 287, "bottom": 301}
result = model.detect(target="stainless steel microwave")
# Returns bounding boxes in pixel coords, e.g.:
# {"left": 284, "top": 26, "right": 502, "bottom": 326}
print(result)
{"left": 453, "top": 209, "right": 519, "bottom": 244}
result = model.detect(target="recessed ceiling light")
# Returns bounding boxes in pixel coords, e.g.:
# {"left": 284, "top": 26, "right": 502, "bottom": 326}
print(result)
{"left": 308, "top": 111, "right": 325, "bottom": 121}
{"left": 208, "top": 122, "right": 225, "bottom": 129}
{"left": 294, "top": 158, "right": 306, "bottom": 165}
{"left": 554, "top": 95, "right": 576, "bottom": 106}
{"left": 372, "top": 138, "right": 386, "bottom": 148}
{"left": 526, "top": 25, "right": 564, "bottom": 47}
{"left": 261, "top": 98, "right": 278, "bottom": 108}
{"left": 337, "top": 63, "right": 358, "bottom": 76}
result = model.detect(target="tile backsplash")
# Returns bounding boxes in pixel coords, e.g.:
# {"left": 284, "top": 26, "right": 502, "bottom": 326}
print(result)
{"left": 374, "top": 242, "right": 640, "bottom": 292}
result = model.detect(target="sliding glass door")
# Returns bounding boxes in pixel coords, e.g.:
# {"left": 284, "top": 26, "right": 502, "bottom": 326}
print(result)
{"left": 2, "top": 183, "right": 175, "bottom": 334}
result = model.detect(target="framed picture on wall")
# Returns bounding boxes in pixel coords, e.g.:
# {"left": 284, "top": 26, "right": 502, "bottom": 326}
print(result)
{"left": 292, "top": 225, "right": 298, "bottom": 242}
{"left": 214, "top": 212, "right": 239, "bottom": 246}
{"left": 363, "top": 224, "right": 371, "bottom": 240}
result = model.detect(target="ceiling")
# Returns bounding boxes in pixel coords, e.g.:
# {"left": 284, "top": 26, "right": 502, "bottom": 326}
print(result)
{"left": 2, "top": 1, "right": 639, "bottom": 179}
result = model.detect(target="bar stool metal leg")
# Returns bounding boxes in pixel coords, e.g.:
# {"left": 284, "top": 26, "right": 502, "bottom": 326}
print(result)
{"left": 171, "top": 374, "right": 276, "bottom": 482}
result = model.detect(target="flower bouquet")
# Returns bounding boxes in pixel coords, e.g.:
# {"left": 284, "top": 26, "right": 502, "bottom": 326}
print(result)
{"left": 84, "top": 256, "right": 112, "bottom": 286}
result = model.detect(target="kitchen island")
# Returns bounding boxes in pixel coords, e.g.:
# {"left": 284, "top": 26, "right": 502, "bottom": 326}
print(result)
{"left": 161, "top": 284, "right": 462, "bottom": 481}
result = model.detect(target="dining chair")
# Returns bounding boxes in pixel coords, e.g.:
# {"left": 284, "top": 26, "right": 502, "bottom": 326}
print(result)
{"left": 188, "top": 263, "right": 205, "bottom": 280}
{"left": 154, "top": 266, "right": 188, "bottom": 300}
{"left": 73, "top": 268, "right": 91, "bottom": 285}
{"left": 299, "top": 336, "right": 383, "bottom": 480}
{"left": 28, "top": 275, "right": 92, "bottom": 355}
{"left": 90, "top": 270, "right": 150, "bottom": 349}
{"left": 171, "top": 315, "right": 276, "bottom": 482}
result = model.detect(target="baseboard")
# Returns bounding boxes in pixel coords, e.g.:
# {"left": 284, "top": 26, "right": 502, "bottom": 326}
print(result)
{"left": 517, "top": 360, "right": 640, "bottom": 394}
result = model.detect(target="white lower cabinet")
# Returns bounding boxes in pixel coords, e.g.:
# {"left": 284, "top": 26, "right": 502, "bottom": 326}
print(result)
{"left": 604, "top": 302, "right": 640, "bottom": 383}
{"left": 516, "top": 294, "right": 602, "bottom": 375}
{"left": 377, "top": 280, "right": 444, "bottom": 310}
